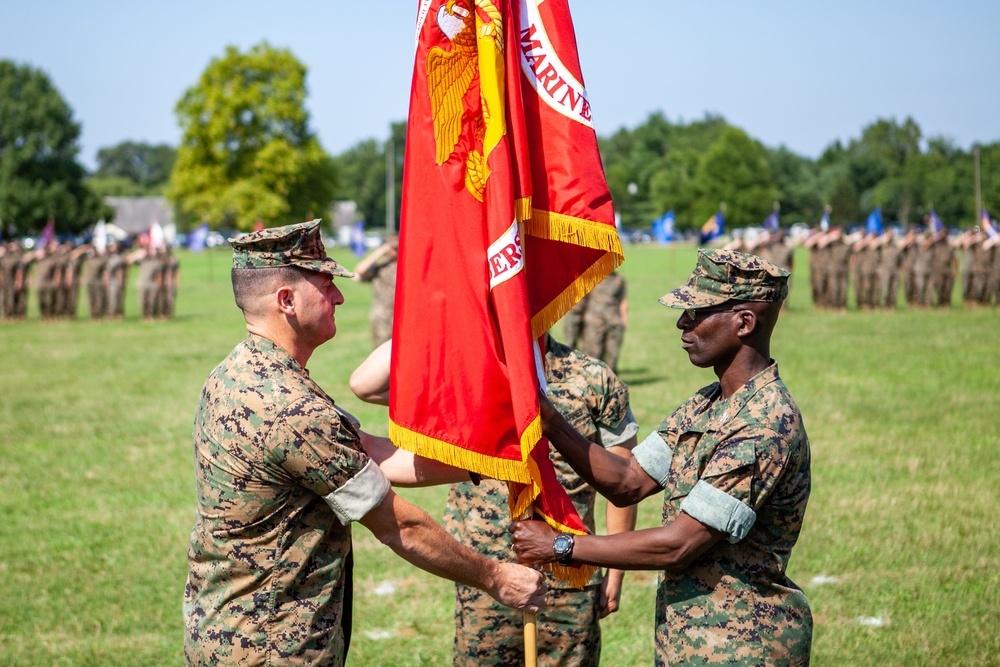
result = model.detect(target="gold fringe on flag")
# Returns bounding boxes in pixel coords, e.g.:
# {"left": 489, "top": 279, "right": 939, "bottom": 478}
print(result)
{"left": 523, "top": 208, "right": 624, "bottom": 338}
{"left": 390, "top": 420, "right": 533, "bottom": 484}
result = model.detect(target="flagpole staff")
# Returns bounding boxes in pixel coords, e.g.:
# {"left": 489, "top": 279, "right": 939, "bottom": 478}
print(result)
{"left": 521, "top": 338, "right": 550, "bottom": 667}
{"left": 518, "top": 507, "right": 538, "bottom": 667}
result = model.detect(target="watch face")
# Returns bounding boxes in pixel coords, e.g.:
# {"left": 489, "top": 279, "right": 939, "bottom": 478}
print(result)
{"left": 553, "top": 534, "right": 573, "bottom": 557}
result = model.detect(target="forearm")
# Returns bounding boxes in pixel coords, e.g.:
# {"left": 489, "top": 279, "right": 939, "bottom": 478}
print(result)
{"left": 602, "top": 498, "right": 637, "bottom": 591}
{"left": 373, "top": 493, "right": 497, "bottom": 586}
{"left": 361, "top": 432, "right": 471, "bottom": 486}
{"left": 361, "top": 493, "right": 544, "bottom": 611}
{"left": 545, "top": 414, "right": 654, "bottom": 505}
{"left": 575, "top": 518, "right": 721, "bottom": 572}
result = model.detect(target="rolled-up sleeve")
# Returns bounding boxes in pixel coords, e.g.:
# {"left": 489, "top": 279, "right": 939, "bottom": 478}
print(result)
{"left": 322, "top": 459, "right": 391, "bottom": 525}
{"left": 680, "top": 480, "right": 756, "bottom": 543}
{"left": 632, "top": 431, "right": 673, "bottom": 488}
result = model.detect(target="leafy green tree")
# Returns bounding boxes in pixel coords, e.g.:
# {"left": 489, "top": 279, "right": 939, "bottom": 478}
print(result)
{"left": 332, "top": 121, "right": 405, "bottom": 231}
{"left": 766, "top": 147, "right": 823, "bottom": 224}
{"left": 94, "top": 141, "right": 175, "bottom": 192}
{"left": 826, "top": 175, "right": 863, "bottom": 227}
{"left": 0, "top": 60, "right": 107, "bottom": 236}
{"left": 688, "top": 126, "right": 778, "bottom": 229}
{"left": 168, "top": 43, "right": 336, "bottom": 232}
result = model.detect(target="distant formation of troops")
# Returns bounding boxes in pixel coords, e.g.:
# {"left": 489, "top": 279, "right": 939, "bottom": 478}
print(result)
{"left": 0, "top": 240, "right": 180, "bottom": 321}
{"left": 804, "top": 225, "right": 1000, "bottom": 310}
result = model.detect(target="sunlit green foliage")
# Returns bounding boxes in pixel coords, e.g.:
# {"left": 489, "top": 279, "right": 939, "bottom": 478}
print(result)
{"left": 167, "top": 43, "right": 336, "bottom": 232}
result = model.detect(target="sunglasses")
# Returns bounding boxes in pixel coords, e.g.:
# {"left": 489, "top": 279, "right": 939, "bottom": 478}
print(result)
{"left": 682, "top": 306, "right": 744, "bottom": 321}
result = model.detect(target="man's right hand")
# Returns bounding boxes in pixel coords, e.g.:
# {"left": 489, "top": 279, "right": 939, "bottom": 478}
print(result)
{"left": 486, "top": 562, "right": 547, "bottom": 612}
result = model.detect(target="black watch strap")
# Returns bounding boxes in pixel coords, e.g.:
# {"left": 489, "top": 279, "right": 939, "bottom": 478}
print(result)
{"left": 552, "top": 533, "right": 575, "bottom": 566}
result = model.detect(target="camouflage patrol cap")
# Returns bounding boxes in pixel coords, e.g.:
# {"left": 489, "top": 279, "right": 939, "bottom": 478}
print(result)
{"left": 230, "top": 219, "right": 354, "bottom": 278}
{"left": 659, "top": 248, "right": 789, "bottom": 309}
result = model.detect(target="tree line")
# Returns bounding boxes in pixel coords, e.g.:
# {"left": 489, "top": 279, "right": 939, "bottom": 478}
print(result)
{"left": 2, "top": 43, "right": 998, "bottom": 238}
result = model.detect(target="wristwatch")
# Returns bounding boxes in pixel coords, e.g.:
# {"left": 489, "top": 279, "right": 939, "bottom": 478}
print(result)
{"left": 552, "top": 533, "right": 575, "bottom": 566}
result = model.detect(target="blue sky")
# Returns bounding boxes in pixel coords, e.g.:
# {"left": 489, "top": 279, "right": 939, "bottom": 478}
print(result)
{"left": 2, "top": 1, "right": 998, "bottom": 170}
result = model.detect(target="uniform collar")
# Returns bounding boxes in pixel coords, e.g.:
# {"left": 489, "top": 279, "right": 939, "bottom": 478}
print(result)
{"left": 688, "top": 361, "right": 781, "bottom": 431}
{"left": 245, "top": 332, "right": 308, "bottom": 376}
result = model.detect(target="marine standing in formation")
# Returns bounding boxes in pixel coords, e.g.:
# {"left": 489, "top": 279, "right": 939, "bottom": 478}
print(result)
{"left": 353, "top": 236, "right": 398, "bottom": 347}
{"left": 578, "top": 271, "right": 628, "bottom": 373}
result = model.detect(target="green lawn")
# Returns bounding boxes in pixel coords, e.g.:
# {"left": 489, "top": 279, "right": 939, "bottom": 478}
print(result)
{"left": 1, "top": 244, "right": 997, "bottom": 666}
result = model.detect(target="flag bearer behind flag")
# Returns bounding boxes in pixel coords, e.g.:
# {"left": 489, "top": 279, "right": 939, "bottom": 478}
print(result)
{"left": 351, "top": 333, "right": 640, "bottom": 667}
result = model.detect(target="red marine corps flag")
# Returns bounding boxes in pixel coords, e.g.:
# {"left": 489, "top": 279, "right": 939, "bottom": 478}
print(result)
{"left": 390, "top": 0, "right": 622, "bottom": 585}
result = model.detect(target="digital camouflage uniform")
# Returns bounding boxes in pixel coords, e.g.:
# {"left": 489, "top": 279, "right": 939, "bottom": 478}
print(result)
{"left": 0, "top": 245, "right": 22, "bottom": 318}
{"left": 34, "top": 248, "right": 61, "bottom": 319}
{"left": 968, "top": 238, "right": 995, "bottom": 305}
{"left": 580, "top": 272, "right": 627, "bottom": 372}
{"left": 136, "top": 250, "right": 163, "bottom": 319}
{"left": 444, "top": 336, "right": 638, "bottom": 667}
{"left": 876, "top": 239, "right": 902, "bottom": 308}
{"left": 927, "top": 235, "right": 955, "bottom": 308}
{"left": 806, "top": 240, "right": 826, "bottom": 309}
{"left": 562, "top": 295, "right": 588, "bottom": 348}
{"left": 185, "top": 221, "right": 382, "bottom": 667}
{"left": 852, "top": 241, "right": 879, "bottom": 308}
{"left": 158, "top": 250, "right": 180, "bottom": 318}
{"left": 360, "top": 253, "right": 397, "bottom": 347}
{"left": 910, "top": 239, "right": 933, "bottom": 306}
{"left": 826, "top": 237, "right": 851, "bottom": 310}
{"left": 82, "top": 250, "right": 108, "bottom": 319}
{"left": 105, "top": 250, "right": 125, "bottom": 318}
{"left": 641, "top": 249, "right": 812, "bottom": 666}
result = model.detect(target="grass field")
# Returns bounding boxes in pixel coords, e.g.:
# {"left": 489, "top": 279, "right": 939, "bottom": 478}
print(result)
{"left": 1, "top": 244, "right": 997, "bottom": 666}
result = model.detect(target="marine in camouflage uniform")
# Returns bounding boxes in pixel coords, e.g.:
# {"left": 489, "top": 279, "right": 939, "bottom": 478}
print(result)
{"left": 876, "top": 231, "right": 903, "bottom": 309}
{"left": 104, "top": 242, "right": 125, "bottom": 318}
{"left": 34, "top": 243, "right": 62, "bottom": 320}
{"left": 910, "top": 233, "right": 933, "bottom": 307}
{"left": 803, "top": 231, "right": 826, "bottom": 309}
{"left": 0, "top": 242, "right": 22, "bottom": 318}
{"left": 852, "top": 234, "right": 879, "bottom": 309}
{"left": 968, "top": 234, "right": 996, "bottom": 305}
{"left": 562, "top": 295, "right": 588, "bottom": 348}
{"left": 444, "top": 334, "right": 639, "bottom": 667}
{"left": 580, "top": 272, "right": 627, "bottom": 372}
{"left": 926, "top": 231, "right": 956, "bottom": 308}
{"left": 512, "top": 250, "right": 812, "bottom": 666}
{"left": 185, "top": 221, "right": 545, "bottom": 667}
{"left": 825, "top": 230, "right": 851, "bottom": 310}
{"left": 157, "top": 248, "right": 180, "bottom": 318}
{"left": 354, "top": 239, "right": 398, "bottom": 347}
{"left": 81, "top": 246, "right": 109, "bottom": 319}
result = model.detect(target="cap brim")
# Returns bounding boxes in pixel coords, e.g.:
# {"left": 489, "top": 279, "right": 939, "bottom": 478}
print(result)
{"left": 295, "top": 258, "right": 355, "bottom": 279}
{"left": 658, "top": 285, "right": 730, "bottom": 309}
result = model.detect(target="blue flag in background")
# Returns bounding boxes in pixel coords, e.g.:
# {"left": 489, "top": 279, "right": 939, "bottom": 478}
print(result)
{"left": 699, "top": 210, "right": 725, "bottom": 244}
{"left": 188, "top": 223, "right": 209, "bottom": 252}
{"left": 763, "top": 209, "right": 780, "bottom": 233}
{"left": 652, "top": 211, "right": 675, "bottom": 244}
{"left": 926, "top": 209, "right": 944, "bottom": 234}
{"left": 865, "top": 207, "right": 883, "bottom": 235}
{"left": 350, "top": 221, "right": 367, "bottom": 257}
